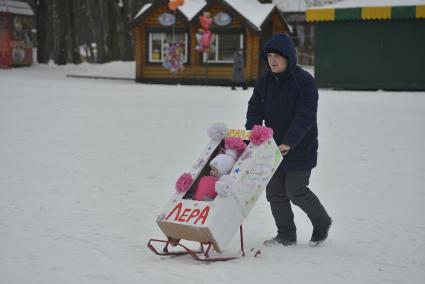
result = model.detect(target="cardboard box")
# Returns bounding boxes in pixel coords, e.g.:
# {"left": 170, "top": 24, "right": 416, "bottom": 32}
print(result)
{"left": 156, "top": 129, "right": 282, "bottom": 253}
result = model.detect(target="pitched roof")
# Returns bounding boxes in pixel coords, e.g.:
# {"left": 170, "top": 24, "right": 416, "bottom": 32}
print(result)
{"left": 134, "top": 0, "right": 206, "bottom": 22}
{"left": 224, "top": 0, "right": 276, "bottom": 30}
{"left": 178, "top": 0, "right": 207, "bottom": 21}
{"left": 133, "top": 0, "right": 281, "bottom": 31}
{"left": 0, "top": 0, "right": 34, "bottom": 16}
{"left": 133, "top": 3, "right": 152, "bottom": 20}
{"left": 274, "top": 0, "right": 309, "bottom": 12}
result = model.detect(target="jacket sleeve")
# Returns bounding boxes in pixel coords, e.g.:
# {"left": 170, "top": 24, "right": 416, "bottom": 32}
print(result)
{"left": 245, "top": 82, "right": 264, "bottom": 130}
{"left": 281, "top": 75, "right": 318, "bottom": 148}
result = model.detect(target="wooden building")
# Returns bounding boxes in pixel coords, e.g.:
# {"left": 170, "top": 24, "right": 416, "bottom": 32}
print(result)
{"left": 130, "top": 0, "right": 288, "bottom": 86}
{"left": 307, "top": 0, "right": 425, "bottom": 91}
{"left": 0, "top": 0, "right": 34, "bottom": 69}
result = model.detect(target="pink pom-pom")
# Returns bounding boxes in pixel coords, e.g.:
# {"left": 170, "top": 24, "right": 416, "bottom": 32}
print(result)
{"left": 224, "top": 137, "right": 247, "bottom": 156}
{"left": 175, "top": 173, "right": 193, "bottom": 193}
{"left": 250, "top": 125, "right": 273, "bottom": 145}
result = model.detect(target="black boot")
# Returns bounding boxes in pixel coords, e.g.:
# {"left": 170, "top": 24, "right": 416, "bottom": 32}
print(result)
{"left": 264, "top": 231, "right": 296, "bottom": 246}
{"left": 266, "top": 201, "right": 297, "bottom": 246}
{"left": 310, "top": 217, "right": 332, "bottom": 246}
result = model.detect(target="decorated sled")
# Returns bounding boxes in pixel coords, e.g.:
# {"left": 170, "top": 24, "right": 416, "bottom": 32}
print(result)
{"left": 147, "top": 123, "right": 283, "bottom": 261}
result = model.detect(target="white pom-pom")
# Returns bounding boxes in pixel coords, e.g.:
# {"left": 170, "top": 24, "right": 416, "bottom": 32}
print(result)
{"left": 215, "top": 175, "right": 235, "bottom": 197}
{"left": 208, "top": 122, "right": 228, "bottom": 141}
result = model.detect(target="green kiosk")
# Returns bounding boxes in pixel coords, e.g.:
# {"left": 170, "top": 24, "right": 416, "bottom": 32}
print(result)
{"left": 307, "top": 1, "right": 425, "bottom": 91}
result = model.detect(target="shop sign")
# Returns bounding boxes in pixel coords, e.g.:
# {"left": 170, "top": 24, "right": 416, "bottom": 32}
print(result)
{"left": 158, "top": 12, "right": 176, "bottom": 26}
{"left": 213, "top": 12, "right": 231, "bottom": 26}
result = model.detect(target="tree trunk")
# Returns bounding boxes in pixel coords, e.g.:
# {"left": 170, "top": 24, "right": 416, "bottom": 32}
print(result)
{"left": 93, "top": 0, "right": 108, "bottom": 63}
{"left": 118, "top": 0, "right": 136, "bottom": 61}
{"left": 107, "top": 0, "right": 120, "bottom": 61}
{"left": 66, "top": 0, "right": 81, "bottom": 64}
{"left": 36, "top": 0, "right": 50, "bottom": 63}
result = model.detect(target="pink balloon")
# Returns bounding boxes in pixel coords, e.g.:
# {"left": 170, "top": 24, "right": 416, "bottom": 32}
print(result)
{"left": 201, "top": 30, "right": 213, "bottom": 48}
{"left": 199, "top": 13, "right": 212, "bottom": 30}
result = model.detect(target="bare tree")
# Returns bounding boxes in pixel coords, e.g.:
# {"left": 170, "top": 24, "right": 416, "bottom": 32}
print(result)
{"left": 34, "top": 0, "right": 149, "bottom": 64}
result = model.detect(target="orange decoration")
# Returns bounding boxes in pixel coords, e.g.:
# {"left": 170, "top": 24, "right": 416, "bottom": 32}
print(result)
{"left": 168, "top": 1, "right": 177, "bottom": 11}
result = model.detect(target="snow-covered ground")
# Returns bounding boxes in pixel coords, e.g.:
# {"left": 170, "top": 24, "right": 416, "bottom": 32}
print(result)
{"left": 1, "top": 63, "right": 425, "bottom": 284}
{"left": 66, "top": 61, "right": 135, "bottom": 79}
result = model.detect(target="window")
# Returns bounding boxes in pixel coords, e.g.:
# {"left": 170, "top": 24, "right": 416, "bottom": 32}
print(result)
{"left": 204, "top": 33, "right": 243, "bottom": 63}
{"left": 148, "top": 32, "right": 188, "bottom": 63}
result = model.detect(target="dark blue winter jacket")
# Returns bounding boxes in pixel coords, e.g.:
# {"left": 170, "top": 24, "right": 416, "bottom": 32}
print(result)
{"left": 245, "top": 34, "right": 318, "bottom": 171}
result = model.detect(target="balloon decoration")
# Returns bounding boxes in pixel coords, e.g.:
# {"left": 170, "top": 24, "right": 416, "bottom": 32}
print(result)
{"left": 162, "top": 41, "right": 185, "bottom": 74}
{"left": 195, "top": 11, "right": 215, "bottom": 84}
{"left": 163, "top": 0, "right": 186, "bottom": 73}
{"left": 168, "top": 0, "right": 184, "bottom": 11}
{"left": 196, "top": 11, "right": 214, "bottom": 53}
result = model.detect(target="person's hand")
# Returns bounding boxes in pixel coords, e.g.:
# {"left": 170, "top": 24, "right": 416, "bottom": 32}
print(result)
{"left": 278, "top": 144, "right": 291, "bottom": 155}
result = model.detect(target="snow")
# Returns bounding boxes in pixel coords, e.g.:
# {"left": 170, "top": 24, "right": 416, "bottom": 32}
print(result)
{"left": 134, "top": 3, "right": 152, "bottom": 20}
{"left": 134, "top": 0, "right": 206, "bottom": 22}
{"left": 312, "top": 0, "right": 425, "bottom": 9}
{"left": 1, "top": 63, "right": 425, "bottom": 284}
{"left": 133, "top": 0, "right": 276, "bottom": 30}
{"left": 274, "top": 0, "right": 310, "bottom": 12}
{"left": 0, "top": 0, "right": 34, "bottom": 16}
{"left": 66, "top": 61, "right": 135, "bottom": 80}
{"left": 178, "top": 0, "right": 207, "bottom": 21}
{"left": 225, "top": 0, "right": 275, "bottom": 30}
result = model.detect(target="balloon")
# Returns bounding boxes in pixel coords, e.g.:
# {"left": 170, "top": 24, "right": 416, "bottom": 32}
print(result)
{"left": 168, "top": 1, "right": 177, "bottom": 11}
{"left": 201, "top": 30, "right": 213, "bottom": 48}
{"left": 199, "top": 13, "right": 212, "bottom": 30}
{"left": 175, "top": 0, "right": 184, "bottom": 6}
{"left": 163, "top": 42, "right": 185, "bottom": 73}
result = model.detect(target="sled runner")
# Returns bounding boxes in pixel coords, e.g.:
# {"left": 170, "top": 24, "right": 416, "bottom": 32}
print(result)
{"left": 147, "top": 124, "right": 282, "bottom": 261}
{"left": 147, "top": 225, "right": 249, "bottom": 261}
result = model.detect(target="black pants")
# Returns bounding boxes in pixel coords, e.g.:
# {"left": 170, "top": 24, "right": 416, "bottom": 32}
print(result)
{"left": 266, "top": 168, "right": 330, "bottom": 238}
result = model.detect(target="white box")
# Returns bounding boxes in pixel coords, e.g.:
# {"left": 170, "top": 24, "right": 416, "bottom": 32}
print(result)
{"left": 156, "top": 130, "right": 282, "bottom": 253}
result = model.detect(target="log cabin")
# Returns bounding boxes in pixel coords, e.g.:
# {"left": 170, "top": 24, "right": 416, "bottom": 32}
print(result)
{"left": 130, "top": 0, "right": 289, "bottom": 86}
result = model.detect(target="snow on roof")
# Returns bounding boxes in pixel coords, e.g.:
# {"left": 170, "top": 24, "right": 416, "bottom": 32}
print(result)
{"left": 133, "top": 0, "right": 278, "bottom": 30}
{"left": 134, "top": 0, "right": 206, "bottom": 21}
{"left": 224, "top": 0, "right": 276, "bottom": 30}
{"left": 273, "top": 0, "right": 309, "bottom": 12}
{"left": 312, "top": 0, "right": 425, "bottom": 9}
{"left": 0, "top": 0, "right": 34, "bottom": 16}
{"left": 178, "top": 0, "right": 207, "bottom": 21}
{"left": 134, "top": 3, "right": 152, "bottom": 20}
